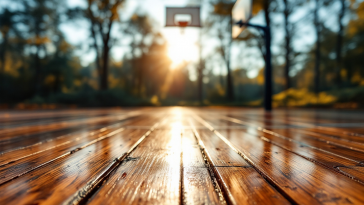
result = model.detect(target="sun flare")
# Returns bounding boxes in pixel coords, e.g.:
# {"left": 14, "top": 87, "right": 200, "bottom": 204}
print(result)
{"left": 167, "top": 32, "right": 199, "bottom": 69}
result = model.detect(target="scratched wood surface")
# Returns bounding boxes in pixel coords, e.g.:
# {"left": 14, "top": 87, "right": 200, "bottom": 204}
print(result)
{"left": 1, "top": 107, "right": 364, "bottom": 205}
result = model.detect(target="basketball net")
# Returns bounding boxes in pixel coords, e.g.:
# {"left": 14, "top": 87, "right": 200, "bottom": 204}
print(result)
{"left": 177, "top": 21, "right": 189, "bottom": 34}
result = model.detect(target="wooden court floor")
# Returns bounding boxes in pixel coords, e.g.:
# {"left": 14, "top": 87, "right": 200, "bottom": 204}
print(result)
{"left": 1, "top": 107, "right": 364, "bottom": 204}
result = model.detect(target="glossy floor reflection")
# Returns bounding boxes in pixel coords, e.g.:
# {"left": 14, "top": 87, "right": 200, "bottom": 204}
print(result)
{"left": 1, "top": 107, "right": 364, "bottom": 204}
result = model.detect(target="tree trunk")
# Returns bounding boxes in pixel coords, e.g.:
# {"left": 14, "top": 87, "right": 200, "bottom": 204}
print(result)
{"left": 314, "top": 0, "right": 321, "bottom": 94}
{"left": 89, "top": 23, "right": 102, "bottom": 89}
{"left": 34, "top": 45, "right": 42, "bottom": 95}
{"left": 283, "top": 0, "right": 291, "bottom": 90}
{"left": 101, "top": 43, "right": 109, "bottom": 90}
{"left": 226, "top": 16, "right": 234, "bottom": 101}
{"left": 198, "top": 31, "right": 203, "bottom": 104}
{"left": 336, "top": 0, "right": 345, "bottom": 86}
{"left": 54, "top": 71, "right": 61, "bottom": 93}
{"left": 0, "top": 34, "right": 8, "bottom": 73}
{"left": 198, "top": 66, "right": 203, "bottom": 103}
{"left": 226, "top": 53, "right": 234, "bottom": 101}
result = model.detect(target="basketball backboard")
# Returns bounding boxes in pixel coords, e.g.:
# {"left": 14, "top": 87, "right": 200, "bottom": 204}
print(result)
{"left": 232, "top": 0, "right": 252, "bottom": 38}
{"left": 165, "top": 7, "right": 201, "bottom": 27}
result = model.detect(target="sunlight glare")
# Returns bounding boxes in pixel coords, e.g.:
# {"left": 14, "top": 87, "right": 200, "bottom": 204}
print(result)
{"left": 167, "top": 32, "right": 199, "bottom": 69}
{"left": 168, "top": 121, "right": 182, "bottom": 157}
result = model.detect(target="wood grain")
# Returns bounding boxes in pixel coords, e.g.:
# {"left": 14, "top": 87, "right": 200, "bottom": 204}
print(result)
{"left": 182, "top": 130, "right": 223, "bottom": 205}
{"left": 214, "top": 167, "right": 290, "bottom": 205}
{"left": 261, "top": 128, "right": 364, "bottom": 163}
{"left": 245, "top": 128, "right": 361, "bottom": 167}
{"left": 191, "top": 121, "right": 290, "bottom": 205}
{"left": 0, "top": 127, "right": 131, "bottom": 185}
{"left": 0, "top": 129, "right": 150, "bottom": 204}
{"left": 0, "top": 114, "right": 157, "bottom": 154}
{"left": 216, "top": 128, "right": 364, "bottom": 204}
{"left": 211, "top": 115, "right": 364, "bottom": 183}
{"left": 87, "top": 129, "right": 182, "bottom": 205}
{"left": 0, "top": 112, "right": 140, "bottom": 140}
{"left": 183, "top": 167, "right": 223, "bottom": 205}
{"left": 198, "top": 130, "right": 249, "bottom": 167}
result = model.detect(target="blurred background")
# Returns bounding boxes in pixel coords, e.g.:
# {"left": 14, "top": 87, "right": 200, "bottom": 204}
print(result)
{"left": 0, "top": 0, "right": 363, "bottom": 109}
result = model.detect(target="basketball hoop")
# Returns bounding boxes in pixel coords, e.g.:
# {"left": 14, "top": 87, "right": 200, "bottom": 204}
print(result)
{"left": 165, "top": 7, "right": 201, "bottom": 27}
{"left": 165, "top": 7, "right": 201, "bottom": 34}
{"left": 177, "top": 21, "right": 189, "bottom": 34}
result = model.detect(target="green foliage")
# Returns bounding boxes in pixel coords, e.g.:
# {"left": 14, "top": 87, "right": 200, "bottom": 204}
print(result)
{"left": 273, "top": 88, "right": 337, "bottom": 107}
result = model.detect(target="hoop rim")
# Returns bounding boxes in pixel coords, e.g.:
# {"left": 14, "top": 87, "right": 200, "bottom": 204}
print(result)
{"left": 177, "top": 21, "right": 189, "bottom": 27}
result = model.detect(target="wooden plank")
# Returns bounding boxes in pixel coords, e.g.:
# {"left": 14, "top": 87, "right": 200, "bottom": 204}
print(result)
{"left": 0, "top": 115, "right": 82, "bottom": 129}
{"left": 182, "top": 130, "right": 223, "bottom": 205}
{"left": 231, "top": 128, "right": 364, "bottom": 184}
{"left": 223, "top": 114, "right": 364, "bottom": 137}
{"left": 183, "top": 167, "right": 223, "bottom": 205}
{"left": 0, "top": 127, "right": 131, "bottom": 185}
{"left": 182, "top": 130, "right": 206, "bottom": 168}
{"left": 0, "top": 112, "right": 140, "bottom": 139}
{"left": 87, "top": 129, "right": 181, "bottom": 205}
{"left": 0, "top": 115, "right": 161, "bottom": 184}
{"left": 0, "top": 128, "right": 152, "bottom": 205}
{"left": 214, "top": 128, "right": 364, "bottom": 204}
{"left": 215, "top": 167, "right": 290, "bottom": 205}
{"left": 220, "top": 113, "right": 345, "bottom": 130}
{"left": 217, "top": 116, "right": 364, "bottom": 163}
{"left": 338, "top": 167, "right": 364, "bottom": 182}
{"left": 0, "top": 124, "right": 115, "bottom": 166}
{"left": 290, "top": 129, "right": 364, "bottom": 151}
{"left": 246, "top": 129, "right": 362, "bottom": 166}
{"left": 199, "top": 130, "right": 249, "bottom": 167}
{"left": 0, "top": 114, "right": 155, "bottom": 153}
{"left": 262, "top": 128, "right": 364, "bottom": 163}
{"left": 0, "top": 109, "right": 144, "bottom": 123}
{"left": 0, "top": 126, "right": 85, "bottom": 153}
{"left": 0, "top": 111, "right": 117, "bottom": 129}
{"left": 190, "top": 123, "right": 291, "bottom": 205}
{"left": 227, "top": 110, "right": 364, "bottom": 125}
{"left": 305, "top": 127, "right": 364, "bottom": 141}
{"left": 220, "top": 114, "right": 364, "bottom": 147}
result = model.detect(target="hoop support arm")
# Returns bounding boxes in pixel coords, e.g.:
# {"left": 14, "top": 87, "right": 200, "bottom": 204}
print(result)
{"left": 235, "top": 20, "right": 273, "bottom": 111}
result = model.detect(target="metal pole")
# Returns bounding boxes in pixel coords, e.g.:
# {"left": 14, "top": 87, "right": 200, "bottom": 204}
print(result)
{"left": 198, "top": 28, "right": 203, "bottom": 105}
{"left": 264, "top": 26, "right": 272, "bottom": 111}
{"left": 235, "top": 21, "right": 273, "bottom": 111}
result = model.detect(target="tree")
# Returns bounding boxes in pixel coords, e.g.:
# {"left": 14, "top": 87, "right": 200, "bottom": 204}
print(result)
{"left": 124, "top": 14, "right": 153, "bottom": 96}
{"left": 335, "top": 0, "right": 358, "bottom": 85}
{"left": 282, "top": 0, "right": 292, "bottom": 90}
{"left": 0, "top": 8, "right": 16, "bottom": 73}
{"left": 86, "top": 0, "right": 125, "bottom": 90}
{"left": 281, "top": 0, "right": 306, "bottom": 90}
{"left": 21, "top": 0, "right": 63, "bottom": 94}
{"left": 313, "top": 0, "right": 321, "bottom": 94}
{"left": 345, "top": 1, "right": 364, "bottom": 83}
{"left": 209, "top": 0, "right": 235, "bottom": 101}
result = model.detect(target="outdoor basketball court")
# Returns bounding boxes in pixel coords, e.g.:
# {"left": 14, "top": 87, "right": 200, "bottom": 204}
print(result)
{"left": 1, "top": 1, "right": 364, "bottom": 204}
